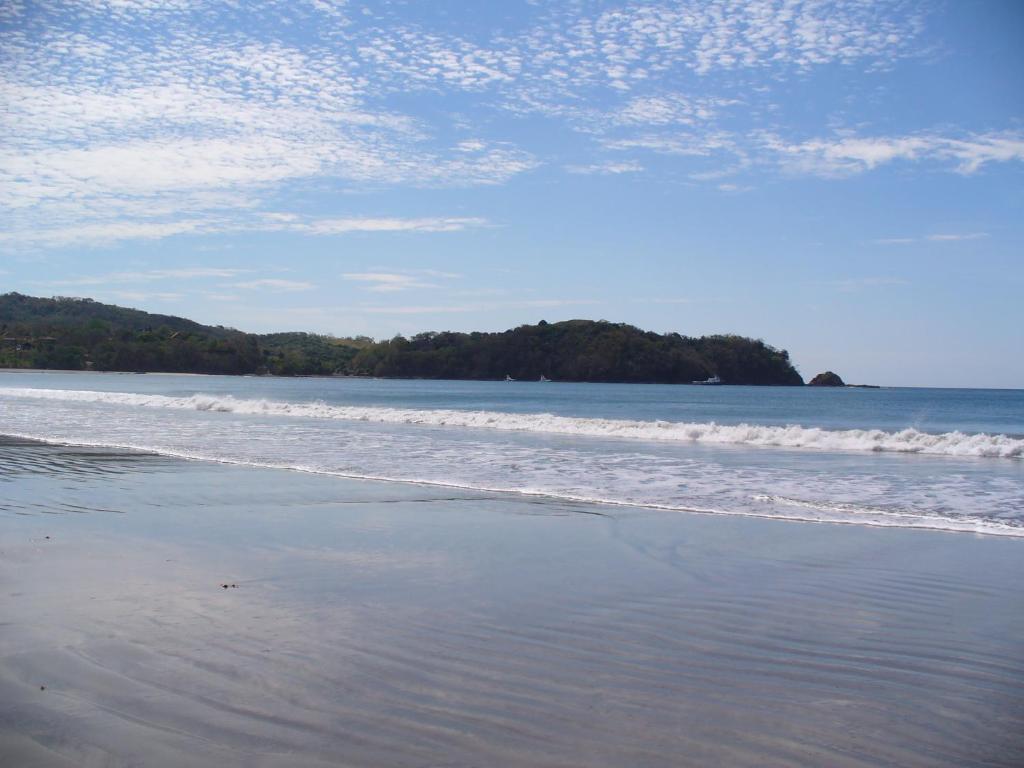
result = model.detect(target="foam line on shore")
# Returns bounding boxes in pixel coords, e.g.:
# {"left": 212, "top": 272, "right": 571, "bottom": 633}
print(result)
{"left": 3, "top": 430, "right": 1022, "bottom": 538}
{"left": 2, "top": 387, "right": 1022, "bottom": 458}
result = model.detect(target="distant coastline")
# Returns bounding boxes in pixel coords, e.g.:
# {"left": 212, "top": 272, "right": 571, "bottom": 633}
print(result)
{"left": 1, "top": 293, "right": 804, "bottom": 385}
{"left": 0, "top": 367, "right": 896, "bottom": 388}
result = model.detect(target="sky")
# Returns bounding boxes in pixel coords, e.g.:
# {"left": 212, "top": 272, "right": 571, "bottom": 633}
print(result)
{"left": 1, "top": 0, "right": 1022, "bottom": 387}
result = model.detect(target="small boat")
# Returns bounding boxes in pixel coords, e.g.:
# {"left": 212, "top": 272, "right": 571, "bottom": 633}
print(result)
{"left": 504, "top": 374, "right": 515, "bottom": 382}
{"left": 539, "top": 375, "right": 551, "bottom": 383}
{"left": 692, "top": 375, "right": 721, "bottom": 385}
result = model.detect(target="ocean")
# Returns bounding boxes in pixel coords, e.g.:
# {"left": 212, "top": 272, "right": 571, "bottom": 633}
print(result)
{"left": 2, "top": 371, "right": 1021, "bottom": 537}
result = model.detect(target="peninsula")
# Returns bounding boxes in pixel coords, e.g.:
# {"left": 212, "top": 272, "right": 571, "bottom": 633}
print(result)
{"left": 0, "top": 293, "right": 804, "bottom": 385}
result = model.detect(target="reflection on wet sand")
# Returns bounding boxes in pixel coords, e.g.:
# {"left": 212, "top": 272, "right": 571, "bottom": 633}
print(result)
{"left": 0, "top": 436, "right": 173, "bottom": 479}
{"left": 1, "top": 438, "right": 1023, "bottom": 767}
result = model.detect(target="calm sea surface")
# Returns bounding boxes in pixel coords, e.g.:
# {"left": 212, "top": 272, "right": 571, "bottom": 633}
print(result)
{"left": 1, "top": 371, "right": 1022, "bottom": 535}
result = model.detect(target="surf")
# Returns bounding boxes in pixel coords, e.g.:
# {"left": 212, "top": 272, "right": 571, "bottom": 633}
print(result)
{"left": 2, "top": 387, "right": 1022, "bottom": 459}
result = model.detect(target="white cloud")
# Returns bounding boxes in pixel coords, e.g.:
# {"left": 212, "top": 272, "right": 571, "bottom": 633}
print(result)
{"left": 367, "top": 0, "right": 923, "bottom": 103}
{"left": 765, "top": 132, "right": 1024, "bottom": 177}
{"left": 46, "top": 267, "right": 247, "bottom": 287}
{"left": 303, "top": 217, "right": 488, "bottom": 235}
{"left": 342, "top": 272, "right": 437, "bottom": 292}
{"left": 565, "top": 161, "right": 643, "bottom": 175}
{"left": 454, "top": 139, "right": 487, "bottom": 152}
{"left": 927, "top": 232, "right": 989, "bottom": 241}
{"left": 942, "top": 135, "right": 1024, "bottom": 174}
{"left": 0, "top": 210, "right": 489, "bottom": 249}
{"left": 342, "top": 268, "right": 463, "bottom": 292}
{"left": 0, "top": 0, "right": 1015, "bottom": 252}
{"left": 613, "top": 95, "right": 733, "bottom": 127}
{"left": 0, "top": 220, "right": 208, "bottom": 248}
{"left": 234, "top": 279, "right": 314, "bottom": 292}
{"left": 604, "top": 132, "right": 739, "bottom": 158}
{"left": 357, "top": 298, "right": 596, "bottom": 314}
{"left": 94, "top": 290, "right": 184, "bottom": 303}
{"left": 155, "top": 268, "right": 247, "bottom": 279}
{"left": 0, "top": 5, "right": 536, "bottom": 249}
{"left": 413, "top": 269, "right": 462, "bottom": 279}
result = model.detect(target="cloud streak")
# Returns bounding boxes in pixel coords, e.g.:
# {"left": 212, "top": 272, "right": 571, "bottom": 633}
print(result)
{"left": 927, "top": 232, "right": 989, "bottom": 242}
{"left": 46, "top": 267, "right": 248, "bottom": 287}
{"left": 301, "top": 217, "right": 488, "bottom": 235}
{"left": 355, "top": 298, "right": 598, "bottom": 315}
{"left": 234, "top": 279, "right": 315, "bottom": 292}
{"left": 342, "top": 273, "right": 438, "bottom": 293}
{"left": 764, "top": 133, "right": 1024, "bottom": 177}
{"left": 3, "top": 213, "right": 490, "bottom": 249}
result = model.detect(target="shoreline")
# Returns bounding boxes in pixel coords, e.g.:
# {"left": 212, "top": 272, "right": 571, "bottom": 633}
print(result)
{"left": 4, "top": 432, "right": 1022, "bottom": 539}
{"left": 0, "top": 365, "right": 808, "bottom": 385}
{"left": 6, "top": 366, "right": 1024, "bottom": 392}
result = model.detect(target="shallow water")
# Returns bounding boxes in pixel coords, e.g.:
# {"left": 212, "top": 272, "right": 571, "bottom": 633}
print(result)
{"left": 1, "top": 372, "right": 1022, "bottom": 535}
{"left": 1, "top": 438, "right": 1022, "bottom": 767}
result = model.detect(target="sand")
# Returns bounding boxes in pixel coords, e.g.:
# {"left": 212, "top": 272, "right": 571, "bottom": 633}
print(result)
{"left": 1, "top": 436, "right": 1022, "bottom": 767}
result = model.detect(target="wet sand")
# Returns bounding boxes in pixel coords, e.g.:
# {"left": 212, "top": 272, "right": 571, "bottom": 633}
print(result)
{"left": 1, "top": 437, "right": 1023, "bottom": 767}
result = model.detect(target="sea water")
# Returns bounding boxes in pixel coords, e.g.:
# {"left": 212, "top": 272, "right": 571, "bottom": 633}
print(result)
{"left": 1, "top": 371, "right": 1022, "bottom": 536}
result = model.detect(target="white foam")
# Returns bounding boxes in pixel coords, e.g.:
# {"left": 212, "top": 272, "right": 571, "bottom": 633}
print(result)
{"left": 4, "top": 430, "right": 1022, "bottom": 538}
{"left": 2, "top": 386, "right": 1022, "bottom": 458}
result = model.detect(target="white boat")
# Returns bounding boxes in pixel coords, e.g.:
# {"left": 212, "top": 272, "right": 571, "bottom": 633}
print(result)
{"left": 692, "top": 375, "right": 721, "bottom": 385}
{"left": 539, "top": 375, "right": 551, "bottom": 383}
{"left": 504, "top": 374, "right": 515, "bottom": 382}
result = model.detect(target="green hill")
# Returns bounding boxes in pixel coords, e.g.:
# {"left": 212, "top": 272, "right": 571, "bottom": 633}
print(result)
{"left": 0, "top": 293, "right": 804, "bottom": 385}
{"left": 0, "top": 293, "right": 261, "bottom": 374}
{"left": 0, "top": 292, "right": 237, "bottom": 337}
{"left": 347, "top": 319, "right": 803, "bottom": 385}
{"left": 256, "top": 332, "right": 364, "bottom": 376}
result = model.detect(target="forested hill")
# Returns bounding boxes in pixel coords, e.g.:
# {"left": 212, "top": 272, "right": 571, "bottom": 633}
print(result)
{"left": 0, "top": 292, "right": 262, "bottom": 374}
{"left": 0, "top": 293, "right": 804, "bottom": 385}
{"left": 347, "top": 321, "right": 803, "bottom": 385}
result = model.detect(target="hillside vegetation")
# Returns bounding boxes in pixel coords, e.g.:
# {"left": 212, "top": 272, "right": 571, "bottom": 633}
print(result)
{"left": 347, "top": 320, "right": 803, "bottom": 385}
{"left": 0, "top": 293, "right": 803, "bottom": 385}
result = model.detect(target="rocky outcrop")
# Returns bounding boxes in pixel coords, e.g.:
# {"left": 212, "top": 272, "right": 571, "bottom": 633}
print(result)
{"left": 808, "top": 371, "right": 845, "bottom": 387}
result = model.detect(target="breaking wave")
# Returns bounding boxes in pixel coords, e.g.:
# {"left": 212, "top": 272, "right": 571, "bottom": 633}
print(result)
{"left": 2, "top": 387, "right": 1022, "bottom": 458}
{"left": 4, "top": 429, "right": 1022, "bottom": 537}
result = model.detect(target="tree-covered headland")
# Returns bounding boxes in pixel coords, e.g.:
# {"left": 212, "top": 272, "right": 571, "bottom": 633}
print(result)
{"left": 0, "top": 293, "right": 804, "bottom": 385}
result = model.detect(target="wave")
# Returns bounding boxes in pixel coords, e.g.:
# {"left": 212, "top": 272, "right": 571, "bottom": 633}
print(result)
{"left": 4, "top": 430, "right": 1022, "bottom": 538}
{"left": 2, "top": 386, "right": 1023, "bottom": 458}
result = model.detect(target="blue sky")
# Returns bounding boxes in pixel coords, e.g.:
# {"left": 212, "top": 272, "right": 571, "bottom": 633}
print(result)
{"left": 1, "top": 0, "right": 1022, "bottom": 387}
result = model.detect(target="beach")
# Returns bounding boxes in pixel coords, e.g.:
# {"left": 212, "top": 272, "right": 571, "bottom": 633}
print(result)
{"left": 2, "top": 436, "right": 1022, "bottom": 767}
{"left": 4, "top": 0, "right": 1021, "bottom": 762}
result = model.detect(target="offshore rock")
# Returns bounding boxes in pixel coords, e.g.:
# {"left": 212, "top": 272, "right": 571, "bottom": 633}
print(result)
{"left": 808, "top": 371, "right": 845, "bottom": 387}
